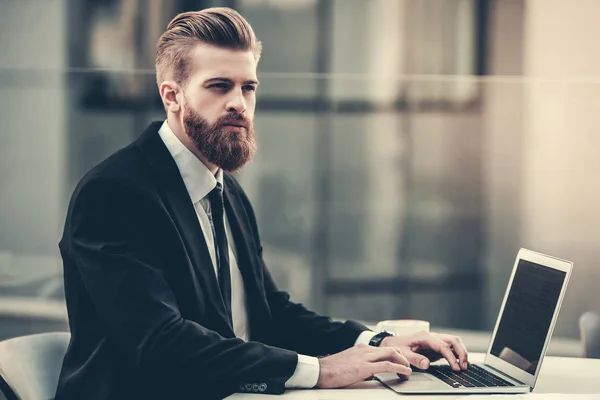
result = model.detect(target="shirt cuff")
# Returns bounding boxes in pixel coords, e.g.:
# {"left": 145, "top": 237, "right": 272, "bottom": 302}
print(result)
{"left": 355, "top": 330, "right": 378, "bottom": 346}
{"left": 284, "top": 354, "right": 320, "bottom": 388}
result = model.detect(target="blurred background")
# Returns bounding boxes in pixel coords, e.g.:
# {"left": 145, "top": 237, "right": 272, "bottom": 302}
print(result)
{"left": 0, "top": 0, "right": 598, "bottom": 358}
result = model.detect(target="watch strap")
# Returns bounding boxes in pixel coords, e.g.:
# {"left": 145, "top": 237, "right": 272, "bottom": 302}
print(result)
{"left": 368, "top": 331, "right": 394, "bottom": 347}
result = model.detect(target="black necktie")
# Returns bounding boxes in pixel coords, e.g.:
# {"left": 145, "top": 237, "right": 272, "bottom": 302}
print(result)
{"left": 207, "top": 183, "right": 232, "bottom": 323}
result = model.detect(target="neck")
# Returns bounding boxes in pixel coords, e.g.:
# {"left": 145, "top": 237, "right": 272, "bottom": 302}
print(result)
{"left": 166, "top": 114, "right": 220, "bottom": 175}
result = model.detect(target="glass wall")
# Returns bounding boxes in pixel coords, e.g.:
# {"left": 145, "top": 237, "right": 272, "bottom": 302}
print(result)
{"left": 1, "top": 0, "right": 598, "bottom": 354}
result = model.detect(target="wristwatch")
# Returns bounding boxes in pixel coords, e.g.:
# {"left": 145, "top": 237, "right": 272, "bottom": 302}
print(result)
{"left": 368, "top": 331, "right": 395, "bottom": 347}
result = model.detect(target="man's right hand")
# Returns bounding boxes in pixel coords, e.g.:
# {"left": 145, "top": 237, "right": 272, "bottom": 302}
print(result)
{"left": 316, "top": 343, "right": 412, "bottom": 389}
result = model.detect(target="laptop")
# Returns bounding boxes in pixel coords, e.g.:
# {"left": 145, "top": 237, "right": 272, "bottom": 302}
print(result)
{"left": 376, "top": 248, "right": 573, "bottom": 394}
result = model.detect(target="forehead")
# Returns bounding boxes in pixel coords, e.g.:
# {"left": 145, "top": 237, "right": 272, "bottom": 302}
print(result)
{"left": 188, "top": 43, "right": 257, "bottom": 83}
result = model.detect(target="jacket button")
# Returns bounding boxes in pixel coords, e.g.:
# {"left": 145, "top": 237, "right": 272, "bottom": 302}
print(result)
{"left": 259, "top": 383, "right": 267, "bottom": 392}
{"left": 245, "top": 383, "right": 252, "bottom": 391}
{"left": 239, "top": 384, "right": 245, "bottom": 391}
{"left": 252, "top": 384, "right": 259, "bottom": 392}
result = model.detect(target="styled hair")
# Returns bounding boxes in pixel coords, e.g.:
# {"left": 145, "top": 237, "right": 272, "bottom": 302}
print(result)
{"left": 155, "top": 7, "right": 262, "bottom": 87}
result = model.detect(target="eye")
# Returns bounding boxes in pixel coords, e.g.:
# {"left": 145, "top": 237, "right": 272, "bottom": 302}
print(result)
{"left": 209, "top": 83, "right": 230, "bottom": 91}
{"left": 242, "top": 85, "right": 257, "bottom": 92}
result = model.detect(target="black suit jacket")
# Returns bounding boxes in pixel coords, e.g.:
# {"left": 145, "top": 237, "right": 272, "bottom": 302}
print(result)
{"left": 55, "top": 122, "right": 369, "bottom": 400}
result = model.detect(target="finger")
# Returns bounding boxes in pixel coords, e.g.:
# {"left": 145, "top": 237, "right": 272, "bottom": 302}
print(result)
{"left": 366, "top": 347, "right": 410, "bottom": 368}
{"left": 418, "top": 335, "right": 461, "bottom": 371}
{"left": 403, "top": 349, "right": 431, "bottom": 370}
{"left": 434, "top": 334, "right": 469, "bottom": 370}
{"left": 389, "top": 348, "right": 411, "bottom": 369}
{"left": 437, "top": 341, "right": 461, "bottom": 372}
{"left": 369, "top": 361, "right": 412, "bottom": 377}
{"left": 447, "top": 336, "right": 469, "bottom": 370}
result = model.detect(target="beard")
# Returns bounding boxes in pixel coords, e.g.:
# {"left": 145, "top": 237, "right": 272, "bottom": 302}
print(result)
{"left": 183, "top": 104, "right": 257, "bottom": 172}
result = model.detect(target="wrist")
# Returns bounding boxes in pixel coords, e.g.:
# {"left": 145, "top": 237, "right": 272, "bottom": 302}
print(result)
{"left": 368, "top": 331, "right": 395, "bottom": 347}
{"left": 380, "top": 335, "right": 395, "bottom": 347}
{"left": 316, "top": 357, "right": 328, "bottom": 388}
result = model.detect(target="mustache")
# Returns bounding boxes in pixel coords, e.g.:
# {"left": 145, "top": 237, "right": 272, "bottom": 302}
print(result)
{"left": 218, "top": 113, "right": 251, "bottom": 129}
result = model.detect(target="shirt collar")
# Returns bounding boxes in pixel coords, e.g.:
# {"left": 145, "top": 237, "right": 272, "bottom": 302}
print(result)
{"left": 158, "top": 120, "right": 223, "bottom": 204}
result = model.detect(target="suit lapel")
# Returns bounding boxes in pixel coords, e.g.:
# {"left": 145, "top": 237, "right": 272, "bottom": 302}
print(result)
{"left": 136, "top": 122, "right": 234, "bottom": 336}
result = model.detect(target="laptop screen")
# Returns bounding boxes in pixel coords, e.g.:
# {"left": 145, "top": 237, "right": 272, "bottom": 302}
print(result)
{"left": 490, "top": 259, "right": 566, "bottom": 375}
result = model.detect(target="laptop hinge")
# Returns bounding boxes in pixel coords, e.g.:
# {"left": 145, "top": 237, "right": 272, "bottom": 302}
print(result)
{"left": 485, "top": 364, "right": 526, "bottom": 386}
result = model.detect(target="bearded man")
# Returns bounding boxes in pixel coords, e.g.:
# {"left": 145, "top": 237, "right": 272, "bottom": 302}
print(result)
{"left": 55, "top": 7, "right": 468, "bottom": 400}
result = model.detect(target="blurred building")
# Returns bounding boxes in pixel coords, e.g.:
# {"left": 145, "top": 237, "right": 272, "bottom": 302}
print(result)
{"left": 0, "top": 0, "right": 599, "bottom": 341}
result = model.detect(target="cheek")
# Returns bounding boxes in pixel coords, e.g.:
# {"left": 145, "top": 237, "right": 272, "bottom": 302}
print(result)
{"left": 190, "top": 92, "right": 216, "bottom": 110}
{"left": 190, "top": 97, "right": 222, "bottom": 123}
{"left": 246, "top": 96, "right": 257, "bottom": 118}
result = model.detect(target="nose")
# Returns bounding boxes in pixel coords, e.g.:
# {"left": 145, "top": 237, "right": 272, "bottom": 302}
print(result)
{"left": 225, "top": 89, "right": 246, "bottom": 115}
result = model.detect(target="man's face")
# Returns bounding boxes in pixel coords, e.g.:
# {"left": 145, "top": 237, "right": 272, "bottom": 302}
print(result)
{"left": 181, "top": 44, "right": 259, "bottom": 172}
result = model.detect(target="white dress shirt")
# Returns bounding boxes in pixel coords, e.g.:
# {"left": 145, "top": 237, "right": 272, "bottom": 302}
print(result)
{"left": 158, "top": 121, "right": 377, "bottom": 388}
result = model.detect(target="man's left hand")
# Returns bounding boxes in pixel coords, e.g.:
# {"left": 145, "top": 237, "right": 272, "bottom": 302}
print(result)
{"left": 379, "top": 331, "right": 469, "bottom": 372}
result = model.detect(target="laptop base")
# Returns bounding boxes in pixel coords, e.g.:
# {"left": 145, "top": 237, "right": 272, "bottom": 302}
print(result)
{"left": 375, "top": 365, "right": 530, "bottom": 395}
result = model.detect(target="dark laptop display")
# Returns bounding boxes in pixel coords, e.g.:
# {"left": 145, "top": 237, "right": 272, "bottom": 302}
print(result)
{"left": 490, "top": 260, "right": 567, "bottom": 375}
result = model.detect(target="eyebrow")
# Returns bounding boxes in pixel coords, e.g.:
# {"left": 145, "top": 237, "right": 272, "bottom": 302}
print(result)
{"left": 203, "top": 77, "right": 259, "bottom": 86}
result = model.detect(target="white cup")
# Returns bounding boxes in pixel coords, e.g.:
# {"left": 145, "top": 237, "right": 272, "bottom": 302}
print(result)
{"left": 375, "top": 319, "right": 430, "bottom": 337}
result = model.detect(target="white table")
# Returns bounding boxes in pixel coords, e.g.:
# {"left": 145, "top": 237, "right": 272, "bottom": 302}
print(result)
{"left": 227, "top": 353, "right": 600, "bottom": 399}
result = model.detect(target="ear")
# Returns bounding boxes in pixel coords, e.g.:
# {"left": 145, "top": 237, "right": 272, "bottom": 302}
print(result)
{"left": 159, "top": 81, "right": 182, "bottom": 113}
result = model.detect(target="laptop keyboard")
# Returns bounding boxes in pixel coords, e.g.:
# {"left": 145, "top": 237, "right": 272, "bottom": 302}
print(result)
{"left": 427, "top": 364, "right": 516, "bottom": 388}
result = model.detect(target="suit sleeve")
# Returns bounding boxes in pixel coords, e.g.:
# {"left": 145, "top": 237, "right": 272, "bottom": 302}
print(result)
{"left": 64, "top": 177, "right": 298, "bottom": 397}
{"left": 261, "top": 259, "right": 370, "bottom": 356}
{"left": 227, "top": 176, "right": 371, "bottom": 357}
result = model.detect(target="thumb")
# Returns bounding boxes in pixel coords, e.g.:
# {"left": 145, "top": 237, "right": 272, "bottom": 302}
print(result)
{"left": 405, "top": 350, "right": 430, "bottom": 370}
